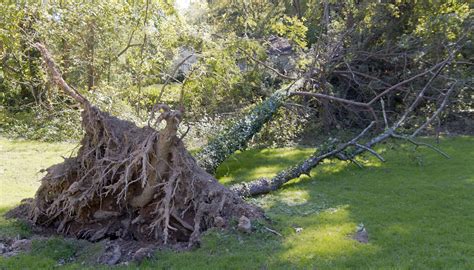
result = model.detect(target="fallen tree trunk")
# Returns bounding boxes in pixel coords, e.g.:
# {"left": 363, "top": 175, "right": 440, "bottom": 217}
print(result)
{"left": 195, "top": 58, "right": 453, "bottom": 176}
{"left": 20, "top": 43, "right": 261, "bottom": 247}
{"left": 230, "top": 123, "right": 379, "bottom": 197}
{"left": 195, "top": 78, "right": 305, "bottom": 174}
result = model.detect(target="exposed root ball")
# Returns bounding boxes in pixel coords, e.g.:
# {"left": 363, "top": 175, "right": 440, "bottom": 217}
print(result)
{"left": 26, "top": 105, "right": 260, "bottom": 246}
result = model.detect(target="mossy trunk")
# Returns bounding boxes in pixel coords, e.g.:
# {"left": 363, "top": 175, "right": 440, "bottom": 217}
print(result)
{"left": 196, "top": 78, "right": 305, "bottom": 174}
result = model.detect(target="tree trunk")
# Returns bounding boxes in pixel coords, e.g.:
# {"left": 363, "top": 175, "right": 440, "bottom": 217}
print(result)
{"left": 195, "top": 78, "right": 305, "bottom": 174}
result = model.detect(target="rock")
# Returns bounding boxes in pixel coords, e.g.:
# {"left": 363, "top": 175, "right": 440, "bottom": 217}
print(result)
{"left": 132, "top": 247, "right": 153, "bottom": 263}
{"left": 93, "top": 210, "right": 120, "bottom": 220}
{"left": 353, "top": 229, "right": 369, "bottom": 243}
{"left": 97, "top": 243, "right": 121, "bottom": 265}
{"left": 214, "top": 216, "right": 225, "bottom": 228}
{"left": 238, "top": 216, "right": 251, "bottom": 233}
{"left": 268, "top": 36, "right": 293, "bottom": 55}
{"left": 67, "top": 182, "right": 80, "bottom": 194}
{"left": 90, "top": 227, "right": 108, "bottom": 242}
{"left": 0, "top": 243, "right": 8, "bottom": 254}
{"left": 11, "top": 239, "right": 32, "bottom": 251}
{"left": 353, "top": 223, "right": 369, "bottom": 243}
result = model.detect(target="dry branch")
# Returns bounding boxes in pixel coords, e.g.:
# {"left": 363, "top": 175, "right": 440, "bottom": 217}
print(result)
{"left": 411, "top": 83, "right": 456, "bottom": 137}
{"left": 34, "top": 43, "right": 89, "bottom": 107}
{"left": 231, "top": 122, "right": 377, "bottom": 196}
{"left": 237, "top": 47, "right": 298, "bottom": 80}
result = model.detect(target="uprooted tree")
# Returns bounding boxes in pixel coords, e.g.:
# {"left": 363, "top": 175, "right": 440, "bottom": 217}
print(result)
{"left": 23, "top": 43, "right": 261, "bottom": 247}
{"left": 12, "top": 34, "right": 464, "bottom": 253}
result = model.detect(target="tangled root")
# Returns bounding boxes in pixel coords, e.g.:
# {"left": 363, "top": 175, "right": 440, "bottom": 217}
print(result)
{"left": 26, "top": 105, "right": 261, "bottom": 246}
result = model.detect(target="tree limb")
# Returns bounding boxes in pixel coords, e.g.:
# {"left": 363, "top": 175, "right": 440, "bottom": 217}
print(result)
{"left": 411, "top": 83, "right": 456, "bottom": 137}
{"left": 34, "top": 43, "right": 90, "bottom": 108}
{"left": 237, "top": 47, "right": 298, "bottom": 80}
{"left": 231, "top": 121, "right": 377, "bottom": 197}
{"left": 196, "top": 78, "right": 306, "bottom": 173}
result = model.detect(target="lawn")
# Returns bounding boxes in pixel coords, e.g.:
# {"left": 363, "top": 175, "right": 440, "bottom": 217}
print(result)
{"left": 0, "top": 136, "right": 473, "bottom": 269}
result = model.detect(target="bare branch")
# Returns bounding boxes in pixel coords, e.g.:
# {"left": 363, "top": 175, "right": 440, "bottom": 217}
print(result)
{"left": 237, "top": 48, "right": 298, "bottom": 80}
{"left": 380, "top": 98, "right": 388, "bottom": 129}
{"left": 290, "top": 91, "right": 369, "bottom": 108}
{"left": 411, "top": 83, "right": 456, "bottom": 137}
{"left": 231, "top": 121, "right": 376, "bottom": 197}
{"left": 34, "top": 43, "right": 89, "bottom": 107}
{"left": 157, "top": 53, "right": 196, "bottom": 103}
{"left": 391, "top": 133, "right": 450, "bottom": 158}
{"left": 393, "top": 58, "right": 451, "bottom": 129}
{"left": 289, "top": 91, "right": 379, "bottom": 124}
{"left": 367, "top": 59, "right": 449, "bottom": 106}
{"left": 354, "top": 143, "right": 385, "bottom": 162}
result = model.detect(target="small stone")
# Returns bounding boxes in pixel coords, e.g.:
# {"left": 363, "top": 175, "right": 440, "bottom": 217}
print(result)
{"left": 353, "top": 228, "right": 369, "bottom": 243}
{"left": 132, "top": 247, "right": 153, "bottom": 262}
{"left": 214, "top": 216, "right": 225, "bottom": 228}
{"left": 132, "top": 216, "right": 144, "bottom": 225}
{"left": 11, "top": 239, "right": 32, "bottom": 251}
{"left": 97, "top": 243, "right": 121, "bottom": 265}
{"left": 353, "top": 224, "right": 369, "bottom": 243}
{"left": 67, "top": 182, "right": 80, "bottom": 194}
{"left": 0, "top": 243, "right": 8, "bottom": 254}
{"left": 238, "top": 216, "right": 251, "bottom": 233}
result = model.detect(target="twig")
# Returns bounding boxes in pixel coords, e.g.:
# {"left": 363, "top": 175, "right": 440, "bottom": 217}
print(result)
{"left": 393, "top": 58, "right": 451, "bottom": 129}
{"left": 157, "top": 53, "right": 196, "bottom": 103}
{"left": 411, "top": 83, "right": 456, "bottom": 137}
{"left": 354, "top": 143, "right": 385, "bottom": 162}
{"left": 290, "top": 91, "right": 379, "bottom": 124}
{"left": 391, "top": 134, "right": 450, "bottom": 158}
{"left": 367, "top": 59, "right": 450, "bottom": 105}
{"left": 264, "top": 226, "right": 282, "bottom": 237}
{"left": 380, "top": 98, "right": 388, "bottom": 129}
{"left": 237, "top": 48, "right": 298, "bottom": 80}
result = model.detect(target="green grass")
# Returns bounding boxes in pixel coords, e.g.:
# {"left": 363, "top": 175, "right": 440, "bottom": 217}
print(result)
{"left": 0, "top": 136, "right": 473, "bottom": 269}
{"left": 0, "top": 138, "right": 77, "bottom": 239}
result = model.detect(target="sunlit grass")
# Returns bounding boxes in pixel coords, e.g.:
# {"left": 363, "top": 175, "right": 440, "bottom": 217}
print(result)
{"left": 0, "top": 136, "right": 473, "bottom": 269}
{"left": 216, "top": 148, "right": 314, "bottom": 185}
{"left": 0, "top": 138, "right": 76, "bottom": 208}
{"left": 0, "top": 137, "right": 76, "bottom": 239}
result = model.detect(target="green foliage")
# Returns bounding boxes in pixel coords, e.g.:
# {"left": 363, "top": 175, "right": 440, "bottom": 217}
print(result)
{"left": 1, "top": 0, "right": 472, "bottom": 144}
{"left": 252, "top": 106, "right": 309, "bottom": 148}
{"left": 272, "top": 16, "right": 308, "bottom": 49}
{"left": 0, "top": 0, "right": 181, "bottom": 140}
{"left": 1, "top": 104, "right": 82, "bottom": 142}
{"left": 208, "top": 0, "right": 286, "bottom": 38}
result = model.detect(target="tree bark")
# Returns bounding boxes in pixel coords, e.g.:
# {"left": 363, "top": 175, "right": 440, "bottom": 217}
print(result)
{"left": 195, "top": 78, "right": 305, "bottom": 174}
